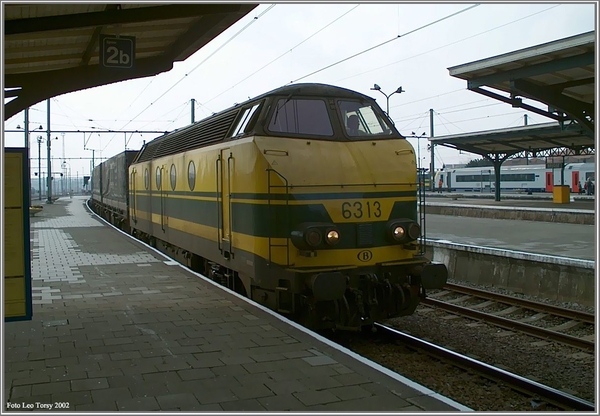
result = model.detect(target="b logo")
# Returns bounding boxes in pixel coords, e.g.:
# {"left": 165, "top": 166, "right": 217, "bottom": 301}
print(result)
{"left": 357, "top": 250, "right": 373, "bottom": 262}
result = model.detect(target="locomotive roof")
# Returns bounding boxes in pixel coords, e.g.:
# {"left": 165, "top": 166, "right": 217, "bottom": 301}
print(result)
{"left": 133, "top": 83, "right": 383, "bottom": 164}
{"left": 176, "top": 83, "right": 376, "bottom": 129}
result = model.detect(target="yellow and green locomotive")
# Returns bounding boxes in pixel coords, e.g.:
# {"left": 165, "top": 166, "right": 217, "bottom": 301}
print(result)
{"left": 98, "top": 83, "right": 447, "bottom": 331}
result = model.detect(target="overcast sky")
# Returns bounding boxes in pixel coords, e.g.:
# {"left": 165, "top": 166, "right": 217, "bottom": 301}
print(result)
{"left": 4, "top": 2, "right": 595, "bottom": 181}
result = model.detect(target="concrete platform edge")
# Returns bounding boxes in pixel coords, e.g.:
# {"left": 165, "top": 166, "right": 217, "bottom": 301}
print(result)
{"left": 425, "top": 239, "right": 594, "bottom": 269}
{"left": 425, "top": 202, "right": 594, "bottom": 215}
{"left": 423, "top": 204, "right": 593, "bottom": 225}
{"left": 426, "top": 239, "right": 595, "bottom": 307}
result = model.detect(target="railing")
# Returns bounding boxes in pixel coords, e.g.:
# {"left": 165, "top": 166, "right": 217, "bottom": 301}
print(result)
{"left": 418, "top": 172, "right": 426, "bottom": 255}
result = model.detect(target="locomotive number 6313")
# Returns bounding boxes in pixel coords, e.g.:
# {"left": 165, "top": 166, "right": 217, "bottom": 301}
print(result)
{"left": 341, "top": 200, "right": 381, "bottom": 219}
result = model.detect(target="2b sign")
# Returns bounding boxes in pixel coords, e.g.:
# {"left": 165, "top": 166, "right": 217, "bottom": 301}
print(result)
{"left": 100, "top": 35, "right": 135, "bottom": 69}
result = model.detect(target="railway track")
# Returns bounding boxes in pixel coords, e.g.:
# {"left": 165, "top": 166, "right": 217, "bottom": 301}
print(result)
{"left": 374, "top": 322, "right": 595, "bottom": 411}
{"left": 422, "top": 283, "right": 595, "bottom": 351}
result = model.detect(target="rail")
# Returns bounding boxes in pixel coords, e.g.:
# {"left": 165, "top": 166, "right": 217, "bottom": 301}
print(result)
{"left": 374, "top": 322, "right": 595, "bottom": 411}
{"left": 443, "top": 283, "right": 595, "bottom": 324}
{"left": 421, "top": 297, "right": 594, "bottom": 351}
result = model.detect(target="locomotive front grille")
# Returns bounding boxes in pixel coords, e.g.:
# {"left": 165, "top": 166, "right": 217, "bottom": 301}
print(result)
{"left": 356, "top": 223, "right": 373, "bottom": 247}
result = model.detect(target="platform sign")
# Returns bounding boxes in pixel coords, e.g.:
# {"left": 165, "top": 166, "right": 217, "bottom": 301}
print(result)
{"left": 4, "top": 148, "right": 32, "bottom": 321}
{"left": 100, "top": 34, "right": 135, "bottom": 69}
{"left": 546, "top": 162, "right": 564, "bottom": 169}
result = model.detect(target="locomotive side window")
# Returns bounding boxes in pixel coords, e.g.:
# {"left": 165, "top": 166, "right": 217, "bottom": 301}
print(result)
{"left": 188, "top": 161, "right": 196, "bottom": 191}
{"left": 339, "top": 100, "right": 393, "bottom": 137}
{"left": 170, "top": 164, "right": 176, "bottom": 191}
{"left": 156, "top": 167, "right": 161, "bottom": 190}
{"left": 269, "top": 99, "right": 333, "bottom": 136}
{"left": 144, "top": 168, "right": 149, "bottom": 190}
{"left": 230, "top": 102, "right": 261, "bottom": 138}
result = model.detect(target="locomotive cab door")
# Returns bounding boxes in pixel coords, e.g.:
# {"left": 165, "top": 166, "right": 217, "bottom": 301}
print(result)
{"left": 545, "top": 171, "right": 553, "bottom": 192}
{"left": 219, "top": 149, "right": 233, "bottom": 258}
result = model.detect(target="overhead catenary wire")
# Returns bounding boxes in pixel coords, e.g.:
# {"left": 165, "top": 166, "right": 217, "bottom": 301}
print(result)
{"left": 395, "top": 112, "right": 429, "bottom": 132}
{"left": 334, "top": 4, "right": 562, "bottom": 84}
{"left": 288, "top": 4, "right": 480, "bottom": 84}
{"left": 434, "top": 113, "right": 462, "bottom": 134}
{"left": 116, "top": 4, "right": 276, "bottom": 133}
{"left": 102, "top": 101, "right": 190, "bottom": 152}
{"left": 438, "top": 102, "right": 504, "bottom": 115}
{"left": 52, "top": 97, "right": 109, "bottom": 131}
{"left": 392, "top": 101, "right": 500, "bottom": 125}
{"left": 124, "top": 77, "right": 157, "bottom": 114}
{"left": 165, "top": 101, "right": 192, "bottom": 130}
{"left": 204, "top": 4, "right": 361, "bottom": 106}
{"left": 51, "top": 98, "right": 81, "bottom": 131}
{"left": 439, "top": 111, "right": 535, "bottom": 126}
{"left": 391, "top": 88, "right": 465, "bottom": 109}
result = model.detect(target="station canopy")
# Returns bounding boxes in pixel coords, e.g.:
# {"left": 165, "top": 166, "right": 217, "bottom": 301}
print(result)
{"left": 4, "top": 3, "right": 258, "bottom": 120}
{"left": 438, "top": 30, "right": 595, "bottom": 159}
{"left": 429, "top": 121, "right": 590, "bottom": 159}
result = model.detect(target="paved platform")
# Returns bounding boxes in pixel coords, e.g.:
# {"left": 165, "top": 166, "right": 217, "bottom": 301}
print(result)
{"left": 4, "top": 197, "right": 469, "bottom": 412}
{"left": 425, "top": 214, "right": 594, "bottom": 261}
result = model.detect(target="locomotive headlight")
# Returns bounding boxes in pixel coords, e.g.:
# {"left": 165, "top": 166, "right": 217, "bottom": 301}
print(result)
{"left": 408, "top": 223, "right": 421, "bottom": 240}
{"left": 305, "top": 229, "right": 322, "bottom": 247}
{"left": 325, "top": 230, "right": 340, "bottom": 245}
{"left": 392, "top": 225, "right": 406, "bottom": 241}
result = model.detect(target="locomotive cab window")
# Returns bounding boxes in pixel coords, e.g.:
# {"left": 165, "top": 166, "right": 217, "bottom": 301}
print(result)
{"left": 268, "top": 98, "right": 333, "bottom": 136}
{"left": 338, "top": 100, "right": 393, "bottom": 138}
{"left": 230, "top": 102, "right": 262, "bottom": 138}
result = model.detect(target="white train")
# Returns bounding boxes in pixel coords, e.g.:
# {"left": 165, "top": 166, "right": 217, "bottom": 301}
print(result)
{"left": 434, "top": 162, "right": 595, "bottom": 193}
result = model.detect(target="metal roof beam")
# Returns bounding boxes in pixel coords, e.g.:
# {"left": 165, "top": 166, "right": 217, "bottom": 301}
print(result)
{"left": 467, "top": 52, "right": 594, "bottom": 89}
{"left": 510, "top": 79, "right": 594, "bottom": 137}
{"left": 470, "top": 87, "right": 567, "bottom": 122}
{"left": 81, "top": 4, "right": 120, "bottom": 66}
{"left": 436, "top": 142, "right": 490, "bottom": 157}
{"left": 81, "top": 26, "right": 103, "bottom": 66}
{"left": 5, "top": 4, "right": 243, "bottom": 35}
{"left": 550, "top": 77, "right": 595, "bottom": 91}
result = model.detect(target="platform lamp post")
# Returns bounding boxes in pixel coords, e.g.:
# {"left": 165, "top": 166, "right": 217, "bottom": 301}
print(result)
{"left": 370, "top": 84, "right": 405, "bottom": 122}
{"left": 36, "top": 136, "right": 44, "bottom": 200}
{"left": 16, "top": 122, "right": 43, "bottom": 204}
{"left": 46, "top": 136, "right": 59, "bottom": 204}
{"left": 62, "top": 161, "right": 71, "bottom": 197}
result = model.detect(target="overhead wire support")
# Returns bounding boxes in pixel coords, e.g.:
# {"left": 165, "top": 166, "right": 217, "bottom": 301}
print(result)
{"left": 289, "top": 4, "right": 480, "bottom": 84}
{"left": 4, "top": 129, "right": 169, "bottom": 134}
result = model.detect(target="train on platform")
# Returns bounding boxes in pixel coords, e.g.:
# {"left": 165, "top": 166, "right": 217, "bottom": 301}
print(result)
{"left": 90, "top": 83, "right": 447, "bottom": 332}
{"left": 434, "top": 162, "right": 595, "bottom": 194}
